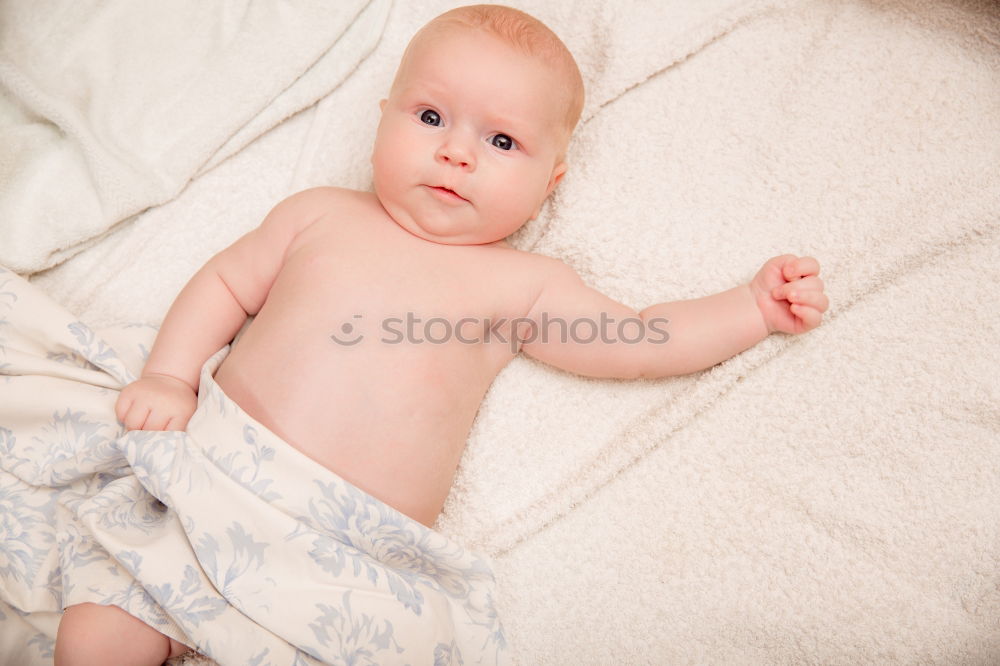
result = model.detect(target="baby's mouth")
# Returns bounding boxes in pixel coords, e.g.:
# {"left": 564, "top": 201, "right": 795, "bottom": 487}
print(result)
{"left": 427, "top": 185, "right": 469, "bottom": 203}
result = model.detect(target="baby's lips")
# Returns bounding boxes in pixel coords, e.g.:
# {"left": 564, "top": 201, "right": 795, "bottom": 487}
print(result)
{"left": 430, "top": 184, "right": 469, "bottom": 202}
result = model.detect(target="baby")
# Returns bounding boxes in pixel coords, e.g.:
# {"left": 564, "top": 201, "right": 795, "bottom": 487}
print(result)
{"left": 55, "top": 4, "right": 827, "bottom": 664}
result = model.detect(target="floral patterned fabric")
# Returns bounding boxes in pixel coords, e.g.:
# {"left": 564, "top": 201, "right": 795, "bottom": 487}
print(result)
{"left": 0, "top": 266, "right": 506, "bottom": 665}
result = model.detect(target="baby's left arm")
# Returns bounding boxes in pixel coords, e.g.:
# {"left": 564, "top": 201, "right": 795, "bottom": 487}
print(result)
{"left": 519, "top": 254, "right": 827, "bottom": 379}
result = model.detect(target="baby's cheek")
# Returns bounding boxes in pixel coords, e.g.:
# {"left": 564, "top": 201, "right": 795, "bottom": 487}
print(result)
{"left": 371, "top": 150, "right": 400, "bottom": 197}
{"left": 371, "top": 127, "right": 404, "bottom": 181}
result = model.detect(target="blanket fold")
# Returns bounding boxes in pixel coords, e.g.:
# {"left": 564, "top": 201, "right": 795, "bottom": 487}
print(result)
{"left": 0, "top": 0, "right": 389, "bottom": 275}
{"left": 0, "top": 266, "right": 505, "bottom": 665}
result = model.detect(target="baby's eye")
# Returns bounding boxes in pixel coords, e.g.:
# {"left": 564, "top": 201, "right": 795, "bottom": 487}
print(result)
{"left": 419, "top": 109, "right": 441, "bottom": 126}
{"left": 490, "top": 134, "right": 516, "bottom": 151}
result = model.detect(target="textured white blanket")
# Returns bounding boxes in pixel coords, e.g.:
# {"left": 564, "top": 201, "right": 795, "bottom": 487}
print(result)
{"left": 7, "top": 0, "right": 1000, "bottom": 663}
{"left": 0, "top": 0, "right": 388, "bottom": 273}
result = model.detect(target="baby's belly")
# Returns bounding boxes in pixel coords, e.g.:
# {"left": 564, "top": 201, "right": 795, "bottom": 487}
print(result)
{"left": 212, "top": 319, "right": 495, "bottom": 527}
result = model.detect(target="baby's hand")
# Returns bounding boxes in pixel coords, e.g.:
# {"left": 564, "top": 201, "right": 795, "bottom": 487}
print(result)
{"left": 115, "top": 374, "right": 197, "bottom": 431}
{"left": 749, "top": 255, "right": 828, "bottom": 334}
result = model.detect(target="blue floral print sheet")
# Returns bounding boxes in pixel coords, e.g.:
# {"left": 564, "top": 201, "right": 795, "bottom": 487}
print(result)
{"left": 0, "top": 266, "right": 506, "bottom": 665}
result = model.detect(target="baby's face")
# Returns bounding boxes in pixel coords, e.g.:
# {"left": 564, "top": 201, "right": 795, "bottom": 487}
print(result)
{"left": 372, "top": 27, "right": 570, "bottom": 245}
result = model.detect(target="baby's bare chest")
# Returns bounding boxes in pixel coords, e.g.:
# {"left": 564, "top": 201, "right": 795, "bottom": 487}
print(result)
{"left": 266, "top": 214, "right": 542, "bottom": 346}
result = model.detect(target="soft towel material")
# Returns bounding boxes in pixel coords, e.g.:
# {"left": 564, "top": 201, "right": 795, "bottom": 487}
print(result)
{"left": 0, "top": 267, "right": 506, "bottom": 665}
{"left": 10, "top": 0, "right": 1000, "bottom": 663}
{"left": 0, "top": 0, "right": 389, "bottom": 274}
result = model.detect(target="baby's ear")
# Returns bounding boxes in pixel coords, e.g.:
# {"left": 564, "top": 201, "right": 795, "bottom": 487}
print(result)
{"left": 545, "top": 162, "right": 568, "bottom": 198}
{"left": 531, "top": 163, "right": 568, "bottom": 219}
{"left": 379, "top": 99, "right": 387, "bottom": 113}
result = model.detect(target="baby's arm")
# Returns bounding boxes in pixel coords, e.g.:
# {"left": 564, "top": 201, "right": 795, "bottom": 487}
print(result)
{"left": 115, "top": 188, "right": 333, "bottom": 430}
{"left": 520, "top": 255, "right": 827, "bottom": 379}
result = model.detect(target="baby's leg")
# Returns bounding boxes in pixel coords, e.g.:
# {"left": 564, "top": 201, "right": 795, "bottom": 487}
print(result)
{"left": 55, "top": 602, "right": 190, "bottom": 666}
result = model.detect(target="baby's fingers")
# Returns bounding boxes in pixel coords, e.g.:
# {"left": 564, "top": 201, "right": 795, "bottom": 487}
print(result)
{"left": 782, "top": 256, "right": 820, "bottom": 281}
{"left": 121, "top": 403, "right": 151, "bottom": 431}
{"left": 786, "top": 288, "right": 829, "bottom": 313}
{"left": 143, "top": 409, "right": 174, "bottom": 431}
{"left": 164, "top": 414, "right": 192, "bottom": 432}
{"left": 772, "top": 276, "right": 824, "bottom": 300}
{"left": 790, "top": 303, "right": 824, "bottom": 331}
{"left": 114, "top": 393, "right": 133, "bottom": 423}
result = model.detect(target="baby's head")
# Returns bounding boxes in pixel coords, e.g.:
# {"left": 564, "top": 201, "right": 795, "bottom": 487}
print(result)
{"left": 371, "top": 4, "right": 584, "bottom": 245}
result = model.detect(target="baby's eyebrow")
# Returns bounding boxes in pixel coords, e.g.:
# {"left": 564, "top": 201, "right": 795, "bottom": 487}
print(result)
{"left": 485, "top": 110, "right": 541, "bottom": 139}
{"left": 490, "top": 111, "right": 529, "bottom": 130}
{"left": 402, "top": 79, "right": 449, "bottom": 101}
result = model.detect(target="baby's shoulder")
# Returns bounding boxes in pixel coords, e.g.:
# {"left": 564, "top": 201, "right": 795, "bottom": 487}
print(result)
{"left": 483, "top": 244, "right": 580, "bottom": 292}
{"left": 266, "top": 186, "right": 377, "bottom": 238}
{"left": 277, "top": 186, "right": 373, "bottom": 215}
{"left": 491, "top": 244, "right": 574, "bottom": 275}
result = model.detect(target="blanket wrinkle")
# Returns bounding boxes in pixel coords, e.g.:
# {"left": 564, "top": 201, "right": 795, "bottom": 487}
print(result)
{"left": 202, "top": 0, "right": 392, "bottom": 177}
{"left": 588, "top": 0, "right": 795, "bottom": 119}
{"left": 0, "top": 0, "right": 388, "bottom": 274}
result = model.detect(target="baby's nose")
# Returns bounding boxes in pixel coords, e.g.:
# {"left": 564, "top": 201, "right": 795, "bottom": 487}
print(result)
{"left": 435, "top": 135, "right": 476, "bottom": 170}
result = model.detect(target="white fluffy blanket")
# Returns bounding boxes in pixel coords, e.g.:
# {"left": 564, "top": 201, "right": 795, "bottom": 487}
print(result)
{"left": 0, "top": 0, "right": 386, "bottom": 273}
{"left": 4, "top": 0, "right": 999, "bottom": 663}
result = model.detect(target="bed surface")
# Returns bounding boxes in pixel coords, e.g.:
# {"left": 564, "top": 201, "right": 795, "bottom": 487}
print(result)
{"left": 2, "top": 0, "right": 998, "bottom": 663}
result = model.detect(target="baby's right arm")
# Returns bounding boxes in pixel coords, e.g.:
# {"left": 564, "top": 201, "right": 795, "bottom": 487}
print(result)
{"left": 115, "top": 188, "right": 334, "bottom": 431}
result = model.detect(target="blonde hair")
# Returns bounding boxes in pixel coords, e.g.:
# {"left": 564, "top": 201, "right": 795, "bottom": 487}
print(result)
{"left": 397, "top": 4, "right": 585, "bottom": 139}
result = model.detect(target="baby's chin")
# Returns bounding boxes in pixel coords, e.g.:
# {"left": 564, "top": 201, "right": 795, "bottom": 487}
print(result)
{"left": 381, "top": 203, "right": 525, "bottom": 246}
{"left": 409, "top": 229, "right": 514, "bottom": 247}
